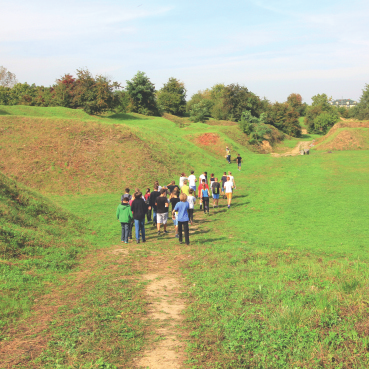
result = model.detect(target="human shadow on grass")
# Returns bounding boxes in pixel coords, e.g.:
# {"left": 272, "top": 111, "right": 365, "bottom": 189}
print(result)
{"left": 108, "top": 113, "right": 149, "bottom": 121}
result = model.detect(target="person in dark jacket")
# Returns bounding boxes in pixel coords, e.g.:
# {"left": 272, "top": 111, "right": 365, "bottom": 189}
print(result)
{"left": 148, "top": 185, "right": 161, "bottom": 227}
{"left": 130, "top": 192, "right": 148, "bottom": 243}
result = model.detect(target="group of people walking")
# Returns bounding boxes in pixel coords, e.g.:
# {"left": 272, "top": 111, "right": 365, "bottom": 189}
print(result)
{"left": 116, "top": 169, "right": 237, "bottom": 246}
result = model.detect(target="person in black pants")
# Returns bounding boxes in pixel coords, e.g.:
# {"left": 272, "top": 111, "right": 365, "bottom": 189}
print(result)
{"left": 173, "top": 193, "right": 190, "bottom": 245}
{"left": 201, "top": 186, "right": 210, "bottom": 214}
{"left": 148, "top": 185, "right": 161, "bottom": 227}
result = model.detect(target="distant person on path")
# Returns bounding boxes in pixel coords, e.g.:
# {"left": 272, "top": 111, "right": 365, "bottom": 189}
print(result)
{"left": 187, "top": 189, "right": 196, "bottom": 225}
{"left": 179, "top": 173, "right": 187, "bottom": 189}
{"left": 130, "top": 191, "right": 147, "bottom": 243}
{"left": 236, "top": 154, "right": 242, "bottom": 171}
{"left": 224, "top": 176, "right": 234, "bottom": 208}
{"left": 173, "top": 193, "right": 190, "bottom": 245}
{"left": 116, "top": 197, "right": 133, "bottom": 244}
{"left": 221, "top": 172, "right": 227, "bottom": 199}
{"left": 226, "top": 146, "right": 231, "bottom": 164}
{"left": 170, "top": 188, "right": 180, "bottom": 238}
{"left": 211, "top": 177, "right": 221, "bottom": 208}
{"left": 144, "top": 188, "right": 151, "bottom": 223}
{"left": 149, "top": 185, "right": 161, "bottom": 227}
{"left": 210, "top": 173, "right": 215, "bottom": 190}
{"left": 201, "top": 183, "right": 210, "bottom": 214}
{"left": 188, "top": 171, "right": 197, "bottom": 192}
{"left": 181, "top": 179, "right": 190, "bottom": 196}
{"left": 155, "top": 189, "right": 169, "bottom": 235}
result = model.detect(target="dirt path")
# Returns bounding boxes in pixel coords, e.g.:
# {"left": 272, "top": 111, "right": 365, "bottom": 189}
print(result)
{"left": 271, "top": 140, "right": 312, "bottom": 157}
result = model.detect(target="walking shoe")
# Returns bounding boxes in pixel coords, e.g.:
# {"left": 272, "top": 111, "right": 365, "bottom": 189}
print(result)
{"left": 228, "top": 205, "right": 230, "bottom": 208}
{"left": 136, "top": 239, "right": 140, "bottom": 244}
{"left": 142, "top": 239, "right": 146, "bottom": 243}
{"left": 175, "top": 234, "right": 179, "bottom": 238}
{"left": 164, "top": 230, "right": 169, "bottom": 234}
{"left": 124, "top": 241, "right": 128, "bottom": 244}
{"left": 157, "top": 231, "right": 161, "bottom": 236}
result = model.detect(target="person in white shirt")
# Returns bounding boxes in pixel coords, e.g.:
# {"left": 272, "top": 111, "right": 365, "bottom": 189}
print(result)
{"left": 187, "top": 188, "right": 196, "bottom": 225}
{"left": 228, "top": 171, "right": 236, "bottom": 189}
{"left": 179, "top": 173, "right": 187, "bottom": 189}
{"left": 224, "top": 176, "right": 234, "bottom": 208}
{"left": 199, "top": 171, "right": 206, "bottom": 186}
{"left": 187, "top": 170, "right": 197, "bottom": 191}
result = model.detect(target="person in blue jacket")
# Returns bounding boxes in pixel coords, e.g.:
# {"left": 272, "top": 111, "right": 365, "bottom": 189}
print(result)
{"left": 172, "top": 193, "right": 190, "bottom": 245}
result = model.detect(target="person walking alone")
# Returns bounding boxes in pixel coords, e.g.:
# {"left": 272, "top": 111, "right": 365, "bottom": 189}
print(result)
{"left": 225, "top": 146, "right": 231, "bottom": 164}
{"left": 236, "top": 154, "right": 242, "bottom": 171}
{"left": 173, "top": 193, "right": 190, "bottom": 245}
{"left": 130, "top": 192, "right": 147, "bottom": 243}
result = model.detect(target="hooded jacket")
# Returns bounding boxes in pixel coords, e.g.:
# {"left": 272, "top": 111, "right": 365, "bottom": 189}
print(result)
{"left": 116, "top": 203, "right": 133, "bottom": 223}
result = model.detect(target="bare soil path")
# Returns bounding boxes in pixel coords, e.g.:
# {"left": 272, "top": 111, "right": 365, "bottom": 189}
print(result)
{"left": 271, "top": 140, "right": 312, "bottom": 157}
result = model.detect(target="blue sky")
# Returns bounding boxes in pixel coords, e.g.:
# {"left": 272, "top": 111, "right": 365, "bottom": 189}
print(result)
{"left": 1, "top": 0, "right": 368, "bottom": 102}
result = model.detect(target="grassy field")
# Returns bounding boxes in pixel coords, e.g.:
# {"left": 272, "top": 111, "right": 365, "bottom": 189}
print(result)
{"left": 1, "top": 106, "right": 369, "bottom": 368}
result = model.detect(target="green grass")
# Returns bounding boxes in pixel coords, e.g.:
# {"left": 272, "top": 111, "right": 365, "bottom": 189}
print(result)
{"left": 2, "top": 106, "right": 369, "bottom": 367}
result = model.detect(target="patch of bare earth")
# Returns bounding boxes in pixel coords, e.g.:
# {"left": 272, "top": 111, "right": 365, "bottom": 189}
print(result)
{"left": 135, "top": 256, "right": 187, "bottom": 369}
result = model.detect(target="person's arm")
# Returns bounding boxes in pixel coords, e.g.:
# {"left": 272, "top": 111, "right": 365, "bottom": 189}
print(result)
{"left": 116, "top": 207, "right": 120, "bottom": 220}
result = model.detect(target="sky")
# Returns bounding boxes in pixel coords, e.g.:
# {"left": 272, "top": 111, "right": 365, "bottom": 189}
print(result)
{"left": 1, "top": 0, "right": 369, "bottom": 103}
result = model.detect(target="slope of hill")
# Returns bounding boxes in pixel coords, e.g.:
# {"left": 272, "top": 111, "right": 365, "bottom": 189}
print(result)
{"left": 313, "top": 120, "right": 369, "bottom": 151}
{"left": 0, "top": 106, "right": 259, "bottom": 194}
{"left": 0, "top": 172, "right": 91, "bottom": 325}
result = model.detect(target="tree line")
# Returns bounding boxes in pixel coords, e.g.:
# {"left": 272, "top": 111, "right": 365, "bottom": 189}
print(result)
{"left": 1, "top": 66, "right": 368, "bottom": 138}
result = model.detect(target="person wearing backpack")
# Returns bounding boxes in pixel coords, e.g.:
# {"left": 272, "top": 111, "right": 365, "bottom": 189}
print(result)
{"left": 200, "top": 179, "right": 210, "bottom": 215}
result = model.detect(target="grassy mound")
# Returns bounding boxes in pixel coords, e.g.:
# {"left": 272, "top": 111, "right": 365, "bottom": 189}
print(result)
{"left": 313, "top": 120, "right": 369, "bottom": 151}
{"left": 0, "top": 172, "right": 91, "bottom": 326}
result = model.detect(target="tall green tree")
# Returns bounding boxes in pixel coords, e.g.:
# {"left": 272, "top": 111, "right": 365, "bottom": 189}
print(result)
{"left": 287, "top": 93, "right": 306, "bottom": 116}
{"left": 266, "top": 102, "right": 301, "bottom": 137}
{"left": 223, "top": 84, "right": 261, "bottom": 121}
{"left": 350, "top": 84, "right": 369, "bottom": 120}
{"left": 239, "top": 111, "right": 271, "bottom": 144}
{"left": 157, "top": 77, "right": 187, "bottom": 116}
{"left": 126, "top": 71, "right": 158, "bottom": 116}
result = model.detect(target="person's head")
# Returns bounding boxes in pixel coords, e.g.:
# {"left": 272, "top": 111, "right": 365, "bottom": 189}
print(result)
{"left": 171, "top": 180, "right": 175, "bottom": 185}
{"left": 154, "top": 180, "right": 159, "bottom": 186}
{"left": 135, "top": 187, "right": 139, "bottom": 193}
{"left": 154, "top": 185, "right": 158, "bottom": 190}
{"left": 191, "top": 170, "right": 194, "bottom": 174}
{"left": 122, "top": 197, "right": 128, "bottom": 204}
{"left": 227, "top": 176, "right": 230, "bottom": 181}
{"left": 203, "top": 171, "right": 206, "bottom": 174}
{"left": 125, "top": 187, "right": 130, "bottom": 193}
{"left": 189, "top": 188, "right": 194, "bottom": 195}
{"left": 135, "top": 191, "right": 142, "bottom": 199}
{"left": 215, "top": 177, "right": 218, "bottom": 182}
{"left": 223, "top": 172, "right": 226, "bottom": 175}
{"left": 228, "top": 171, "right": 232, "bottom": 175}
{"left": 237, "top": 153, "right": 240, "bottom": 156}
{"left": 184, "top": 179, "right": 188, "bottom": 185}
{"left": 202, "top": 179, "right": 205, "bottom": 183}
{"left": 146, "top": 187, "right": 150, "bottom": 193}
{"left": 211, "top": 173, "right": 214, "bottom": 177}
{"left": 173, "top": 188, "right": 179, "bottom": 196}
{"left": 181, "top": 172, "right": 185, "bottom": 177}
{"left": 160, "top": 188, "right": 166, "bottom": 195}
{"left": 226, "top": 146, "right": 229, "bottom": 149}
{"left": 180, "top": 193, "right": 187, "bottom": 202}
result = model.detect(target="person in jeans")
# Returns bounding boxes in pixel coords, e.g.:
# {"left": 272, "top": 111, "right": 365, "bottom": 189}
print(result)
{"left": 211, "top": 177, "right": 221, "bottom": 208}
{"left": 155, "top": 188, "right": 169, "bottom": 235}
{"left": 116, "top": 197, "right": 133, "bottom": 243}
{"left": 187, "top": 189, "right": 196, "bottom": 225}
{"left": 201, "top": 183, "right": 210, "bottom": 214}
{"left": 221, "top": 172, "right": 227, "bottom": 199}
{"left": 149, "top": 185, "right": 161, "bottom": 227}
{"left": 170, "top": 188, "right": 180, "bottom": 238}
{"left": 144, "top": 188, "right": 151, "bottom": 223}
{"left": 226, "top": 146, "right": 231, "bottom": 164}
{"left": 173, "top": 193, "right": 190, "bottom": 245}
{"left": 130, "top": 192, "right": 147, "bottom": 243}
{"left": 198, "top": 179, "right": 209, "bottom": 210}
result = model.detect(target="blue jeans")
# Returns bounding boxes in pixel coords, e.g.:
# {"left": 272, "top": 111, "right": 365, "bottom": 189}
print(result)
{"left": 120, "top": 222, "right": 130, "bottom": 243}
{"left": 153, "top": 209, "right": 157, "bottom": 225}
{"left": 134, "top": 218, "right": 145, "bottom": 241}
{"left": 227, "top": 155, "right": 231, "bottom": 163}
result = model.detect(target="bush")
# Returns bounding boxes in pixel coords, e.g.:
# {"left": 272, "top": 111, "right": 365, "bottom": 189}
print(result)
{"left": 189, "top": 101, "right": 209, "bottom": 123}
{"left": 266, "top": 102, "right": 301, "bottom": 137}
{"left": 239, "top": 111, "right": 271, "bottom": 144}
{"left": 312, "top": 112, "right": 339, "bottom": 134}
